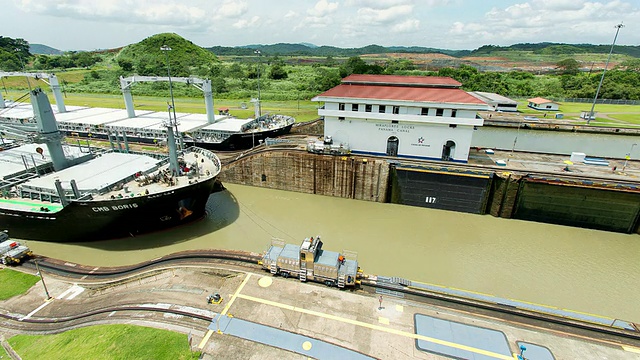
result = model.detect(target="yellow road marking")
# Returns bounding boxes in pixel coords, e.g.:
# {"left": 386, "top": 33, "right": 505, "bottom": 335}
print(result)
{"left": 221, "top": 273, "right": 251, "bottom": 316}
{"left": 378, "top": 317, "right": 389, "bottom": 325}
{"left": 198, "top": 330, "right": 214, "bottom": 349}
{"left": 623, "top": 345, "right": 640, "bottom": 354}
{"left": 199, "top": 273, "right": 251, "bottom": 350}
{"left": 236, "top": 293, "right": 513, "bottom": 360}
{"left": 395, "top": 305, "right": 404, "bottom": 312}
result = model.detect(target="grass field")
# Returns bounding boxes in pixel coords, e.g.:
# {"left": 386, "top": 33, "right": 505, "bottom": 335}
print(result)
{"left": 3, "top": 90, "right": 321, "bottom": 122}
{"left": 0, "top": 343, "right": 9, "bottom": 359}
{"left": 8, "top": 324, "right": 199, "bottom": 360}
{"left": 0, "top": 268, "right": 39, "bottom": 300}
{"left": 516, "top": 100, "right": 640, "bottom": 125}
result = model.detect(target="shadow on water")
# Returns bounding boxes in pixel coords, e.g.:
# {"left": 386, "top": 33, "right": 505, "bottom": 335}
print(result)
{"left": 66, "top": 189, "right": 241, "bottom": 251}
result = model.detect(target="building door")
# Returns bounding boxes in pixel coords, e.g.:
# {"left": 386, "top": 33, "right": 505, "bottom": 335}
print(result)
{"left": 441, "top": 140, "right": 455, "bottom": 161}
{"left": 386, "top": 136, "right": 399, "bottom": 156}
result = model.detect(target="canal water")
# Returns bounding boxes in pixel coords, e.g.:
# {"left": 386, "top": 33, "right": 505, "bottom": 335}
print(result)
{"left": 473, "top": 127, "right": 640, "bottom": 159}
{"left": 27, "top": 183, "right": 640, "bottom": 324}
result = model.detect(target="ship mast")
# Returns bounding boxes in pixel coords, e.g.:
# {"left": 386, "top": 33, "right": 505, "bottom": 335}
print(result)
{"left": 30, "top": 88, "right": 68, "bottom": 171}
{"left": 160, "top": 45, "right": 180, "bottom": 176}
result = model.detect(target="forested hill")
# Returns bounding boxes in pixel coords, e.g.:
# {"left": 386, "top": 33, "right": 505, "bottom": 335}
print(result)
{"left": 470, "top": 43, "right": 640, "bottom": 58}
{"left": 30, "top": 44, "right": 63, "bottom": 55}
{"left": 206, "top": 43, "right": 469, "bottom": 57}
{"left": 206, "top": 42, "right": 640, "bottom": 58}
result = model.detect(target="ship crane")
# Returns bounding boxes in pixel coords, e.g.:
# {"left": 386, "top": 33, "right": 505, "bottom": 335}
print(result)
{"left": 0, "top": 72, "right": 66, "bottom": 113}
{"left": 119, "top": 76, "right": 216, "bottom": 124}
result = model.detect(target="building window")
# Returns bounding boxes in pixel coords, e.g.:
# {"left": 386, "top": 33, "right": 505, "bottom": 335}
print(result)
{"left": 546, "top": 105, "right": 552, "bottom": 109}
{"left": 393, "top": 106, "right": 400, "bottom": 114}
{"left": 379, "top": 105, "right": 386, "bottom": 113}
{"left": 365, "top": 104, "right": 372, "bottom": 112}
{"left": 338, "top": 117, "right": 345, "bottom": 121}
{"left": 436, "top": 108, "right": 444, "bottom": 116}
{"left": 421, "top": 108, "right": 429, "bottom": 116}
{"left": 352, "top": 104, "right": 358, "bottom": 111}
{"left": 339, "top": 103, "right": 345, "bottom": 111}
{"left": 451, "top": 109, "right": 457, "bottom": 118}
{"left": 391, "top": 120, "right": 399, "bottom": 124}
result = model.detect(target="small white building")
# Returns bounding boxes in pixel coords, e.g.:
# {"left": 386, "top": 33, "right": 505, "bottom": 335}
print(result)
{"left": 470, "top": 91, "right": 518, "bottom": 112}
{"left": 312, "top": 74, "right": 490, "bottom": 163}
{"left": 527, "top": 97, "right": 559, "bottom": 111}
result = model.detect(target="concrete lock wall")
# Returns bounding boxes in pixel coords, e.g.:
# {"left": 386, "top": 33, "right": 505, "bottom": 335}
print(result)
{"left": 513, "top": 180, "right": 640, "bottom": 234}
{"left": 219, "top": 150, "right": 390, "bottom": 202}
{"left": 219, "top": 150, "right": 640, "bottom": 234}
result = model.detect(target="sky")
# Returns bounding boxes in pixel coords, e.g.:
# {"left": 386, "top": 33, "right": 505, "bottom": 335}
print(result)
{"left": 1, "top": 0, "right": 639, "bottom": 51}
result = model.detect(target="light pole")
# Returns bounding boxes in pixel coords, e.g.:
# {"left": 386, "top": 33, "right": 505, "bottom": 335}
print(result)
{"left": 160, "top": 45, "right": 181, "bottom": 150}
{"left": 511, "top": 117, "right": 523, "bottom": 157}
{"left": 587, "top": 23, "right": 624, "bottom": 125}
{"left": 623, "top": 143, "right": 637, "bottom": 172}
{"left": 34, "top": 258, "right": 52, "bottom": 300}
{"left": 254, "top": 49, "right": 262, "bottom": 118}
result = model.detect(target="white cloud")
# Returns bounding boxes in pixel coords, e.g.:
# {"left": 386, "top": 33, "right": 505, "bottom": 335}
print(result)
{"left": 447, "top": 1, "right": 639, "bottom": 47}
{"left": 391, "top": 19, "right": 420, "bottom": 33}
{"left": 284, "top": 10, "right": 297, "bottom": 19}
{"left": 303, "top": 0, "right": 339, "bottom": 29}
{"left": 357, "top": 4, "right": 413, "bottom": 24}
{"left": 308, "top": 0, "right": 339, "bottom": 16}
{"left": 232, "top": 16, "right": 260, "bottom": 29}
{"left": 215, "top": 0, "right": 248, "bottom": 19}
{"left": 14, "top": 0, "right": 209, "bottom": 29}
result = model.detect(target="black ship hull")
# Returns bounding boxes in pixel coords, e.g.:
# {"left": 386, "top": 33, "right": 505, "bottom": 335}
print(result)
{"left": 64, "top": 123, "right": 294, "bottom": 151}
{"left": 0, "top": 176, "right": 218, "bottom": 242}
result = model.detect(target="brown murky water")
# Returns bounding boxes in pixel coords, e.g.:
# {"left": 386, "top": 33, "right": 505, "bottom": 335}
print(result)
{"left": 25, "top": 183, "right": 640, "bottom": 323}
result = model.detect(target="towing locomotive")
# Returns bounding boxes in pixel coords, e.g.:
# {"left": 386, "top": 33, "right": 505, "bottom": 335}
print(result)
{"left": 260, "top": 236, "right": 360, "bottom": 288}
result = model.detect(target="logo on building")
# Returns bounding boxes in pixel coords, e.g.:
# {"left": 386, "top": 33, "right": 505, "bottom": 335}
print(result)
{"left": 418, "top": 137, "right": 424, "bottom": 144}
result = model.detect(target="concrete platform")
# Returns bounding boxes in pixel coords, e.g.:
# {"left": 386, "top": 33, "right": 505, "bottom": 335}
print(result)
{"left": 1, "top": 265, "right": 639, "bottom": 359}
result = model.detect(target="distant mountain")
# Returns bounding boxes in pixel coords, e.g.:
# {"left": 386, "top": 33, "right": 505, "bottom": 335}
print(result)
{"left": 206, "top": 43, "right": 467, "bottom": 57}
{"left": 30, "top": 44, "right": 63, "bottom": 55}
{"left": 470, "top": 43, "right": 640, "bottom": 58}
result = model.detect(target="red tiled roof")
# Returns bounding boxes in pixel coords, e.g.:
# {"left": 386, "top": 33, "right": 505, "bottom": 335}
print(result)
{"left": 527, "top": 97, "right": 555, "bottom": 104}
{"left": 315, "top": 84, "right": 486, "bottom": 105}
{"left": 342, "top": 74, "right": 461, "bottom": 87}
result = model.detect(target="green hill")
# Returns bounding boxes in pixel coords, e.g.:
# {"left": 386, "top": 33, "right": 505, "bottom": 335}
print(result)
{"left": 471, "top": 43, "right": 640, "bottom": 58}
{"left": 30, "top": 44, "right": 63, "bottom": 55}
{"left": 117, "top": 33, "right": 218, "bottom": 76}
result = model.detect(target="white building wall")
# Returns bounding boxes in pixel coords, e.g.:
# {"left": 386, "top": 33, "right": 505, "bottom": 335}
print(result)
{"left": 528, "top": 102, "right": 559, "bottom": 111}
{"left": 325, "top": 116, "right": 475, "bottom": 162}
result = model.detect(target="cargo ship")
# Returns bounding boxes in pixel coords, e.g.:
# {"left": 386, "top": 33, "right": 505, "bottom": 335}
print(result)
{"left": 0, "top": 88, "right": 222, "bottom": 242}
{"left": 0, "top": 74, "right": 295, "bottom": 151}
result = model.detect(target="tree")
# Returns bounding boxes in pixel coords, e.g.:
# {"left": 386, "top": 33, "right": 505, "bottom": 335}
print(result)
{"left": 556, "top": 58, "right": 580, "bottom": 75}
{"left": 117, "top": 58, "right": 134, "bottom": 72}
{"left": 269, "top": 61, "right": 288, "bottom": 80}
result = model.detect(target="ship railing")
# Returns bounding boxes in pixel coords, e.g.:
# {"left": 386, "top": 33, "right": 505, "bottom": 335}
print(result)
{"left": 187, "top": 146, "right": 222, "bottom": 174}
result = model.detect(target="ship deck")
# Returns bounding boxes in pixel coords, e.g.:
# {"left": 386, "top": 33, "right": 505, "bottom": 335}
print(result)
{"left": 1, "top": 103, "right": 294, "bottom": 137}
{"left": 0, "top": 147, "right": 221, "bottom": 213}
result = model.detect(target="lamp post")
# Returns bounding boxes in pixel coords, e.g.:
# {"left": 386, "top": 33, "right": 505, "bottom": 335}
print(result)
{"left": 254, "top": 49, "right": 262, "bottom": 118}
{"left": 160, "top": 45, "right": 181, "bottom": 150}
{"left": 34, "top": 258, "right": 52, "bottom": 300}
{"left": 622, "top": 143, "right": 637, "bottom": 172}
{"left": 510, "top": 117, "right": 523, "bottom": 159}
{"left": 587, "top": 23, "right": 624, "bottom": 125}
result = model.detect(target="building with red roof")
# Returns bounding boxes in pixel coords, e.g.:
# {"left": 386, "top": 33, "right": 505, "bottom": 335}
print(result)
{"left": 312, "top": 74, "right": 490, "bottom": 162}
{"left": 527, "top": 97, "right": 559, "bottom": 111}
